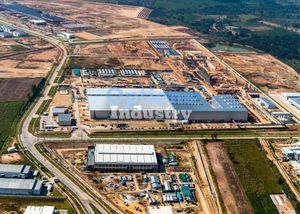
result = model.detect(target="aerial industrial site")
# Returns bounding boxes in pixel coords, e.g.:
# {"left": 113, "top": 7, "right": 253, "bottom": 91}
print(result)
{"left": 0, "top": 0, "right": 299, "bottom": 214}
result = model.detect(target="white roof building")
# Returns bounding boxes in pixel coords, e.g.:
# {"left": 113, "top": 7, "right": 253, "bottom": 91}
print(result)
{"left": 24, "top": 206, "right": 55, "bottom": 214}
{"left": 86, "top": 87, "right": 248, "bottom": 122}
{"left": 87, "top": 144, "right": 158, "bottom": 172}
{"left": 95, "top": 144, "right": 157, "bottom": 165}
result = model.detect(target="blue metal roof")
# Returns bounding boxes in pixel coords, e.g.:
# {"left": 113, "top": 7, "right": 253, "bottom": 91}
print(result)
{"left": 58, "top": 113, "right": 71, "bottom": 122}
{"left": 260, "top": 97, "right": 277, "bottom": 109}
{"left": 212, "top": 95, "right": 247, "bottom": 111}
{"left": 87, "top": 88, "right": 175, "bottom": 111}
{"left": 166, "top": 91, "right": 211, "bottom": 111}
{"left": 289, "top": 97, "right": 300, "bottom": 109}
{"left": 87, "top": 88, "right": 248, "bottom": 115}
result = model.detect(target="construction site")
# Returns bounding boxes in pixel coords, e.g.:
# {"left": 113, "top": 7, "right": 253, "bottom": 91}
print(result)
{"left": 35, "top": 36, "right": 300, "bottom": 135}
{"left": 0, "top": 0, "right": 299, "bottom": 213}
{"left": 269, "top": 139, "right": 300, "bottom": 192}
{"left": 0, "top": 29, "right": 60, "bottom": 101}
{"left": 42, "top": 141, "right": 213, "bottom": 214}
{"left": 0, "top": 0, "right": 190, "bottom": 42}
{"left": 0, "top": 0, "right": 299, "bottom": 135}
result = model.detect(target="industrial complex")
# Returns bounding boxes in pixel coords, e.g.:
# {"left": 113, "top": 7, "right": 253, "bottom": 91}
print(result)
{"left": 0, "top": 0, "right": 299, "bottom": 214}
{"left": 86, "top": 88, "right": 248, "bottom": 122}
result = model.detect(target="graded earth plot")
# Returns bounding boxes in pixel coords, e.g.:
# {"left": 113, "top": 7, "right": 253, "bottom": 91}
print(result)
{"left": 43, "top": 142, "right": 203, "bottom": 214}
{"left": 74, "top": 41, "right": 158, "bottom": 59}
{"left": 0, "top": 36, "right": 59, "bottom": 78}
{"left": 216, "top": 52, "right": 300, "bottom": 93}
{"left": 0, "top": 0, "right": 191, "bottom": 42}
{"left": 0, "top": 33, "right": 60, "bottom": 148}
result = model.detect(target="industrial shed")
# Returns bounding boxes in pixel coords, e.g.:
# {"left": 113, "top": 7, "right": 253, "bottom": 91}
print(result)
{"left": 87, "top": 144, "right": 158, "bottom": 172}
{"left": 87, "top": 88, "right": 248, "bottom": 122}
{"left": 87, "top": 88, "right": 175, "bottom": 120}
{"left": 0, "top": 164, "right": 31, "bottom": 178}
{"left": 0, "top": 178, "right": 43, "bottom": 195}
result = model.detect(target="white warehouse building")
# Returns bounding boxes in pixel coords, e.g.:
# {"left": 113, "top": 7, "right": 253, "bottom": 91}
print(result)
{"left": 87, "top": 144, "right": 158, "bottom": 172}
{"left": 86, "top": 88, "right": 248, "bottom": 122}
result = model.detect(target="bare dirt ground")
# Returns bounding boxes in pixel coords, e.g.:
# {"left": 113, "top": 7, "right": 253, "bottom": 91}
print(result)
{"left": 74, "top": 32, "right": 102, "bottom": 41}
{"left": 0, "top": 49, "right": 59, "bottom": 78}
{"left": 0, "top": 153, "right": 22, "bottom": 164}
{"left": 216, "top": 53, "right": 300, "bottom": 93}
{"left": 51, "top": 93, "right": 72, "bottom": 107}
{"left": 0, "top": 78, "right": 41, "bottom": 101}
{"left": 76, "top": 41, "right": 157, "bottom": 58}
{"left": 206, "top": 142, "right": 252, "bottom": 214}
{"left": 23, "top": 0, "right": 191, "bottom": 41}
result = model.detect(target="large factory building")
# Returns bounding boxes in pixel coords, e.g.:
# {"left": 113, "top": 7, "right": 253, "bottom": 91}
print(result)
{"left": 86, "top": 88, "right": 248, "bottom": 122}
{"left": 0, "top": 178, "right": 43, "bottom": 195}
{"left": 87, "top": 144, "right": 158, "bottom": 172}
{"left": 0, "top": 164, "right": 31, "bottom": 178}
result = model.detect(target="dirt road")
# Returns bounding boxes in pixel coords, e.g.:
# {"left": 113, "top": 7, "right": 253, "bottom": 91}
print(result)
{"left": 206, "top": 142, "right": 252, "bottom": 214}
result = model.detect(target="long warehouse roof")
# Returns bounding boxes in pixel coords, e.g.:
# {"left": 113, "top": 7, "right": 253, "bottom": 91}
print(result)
{"left": 86, "top": 88, "right": 247, "bottom": 113}
{"left": 94, "top": 144, "right": 157, "bottom": 165}
{"left": 24, "top": 206, "right": 55, "bottom": 214}
{"left": 0, "top": 178, "right": 43, "bottom": 190}
{"left": 0, "top": 164, "right": 31, "bottom": 174}
{"left": 0, "top": 2, "right": 64, "bottom": 22}
{"left": 87, "top": 88, "right": 175, "bottom": 111}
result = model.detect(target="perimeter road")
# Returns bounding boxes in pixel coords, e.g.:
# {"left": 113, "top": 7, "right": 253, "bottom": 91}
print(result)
{"left": 0, "top": 20, "right": 120, "bottom": 214}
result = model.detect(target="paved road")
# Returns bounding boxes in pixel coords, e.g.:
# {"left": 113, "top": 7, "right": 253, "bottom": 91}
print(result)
{"left": 3, "top": 22, "right": 117, "bottom": 214}
{"left": 40, "top": 135, "right": 300, "bottom": 143}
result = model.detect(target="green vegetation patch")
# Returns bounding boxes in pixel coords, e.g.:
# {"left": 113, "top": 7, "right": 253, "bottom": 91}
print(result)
{"left": 0, "top": 101, "right": 25, "bottom": 149}
{"left": 224, "top": 139, "right": 300, "bottom": 213}
{"left": 28, "top": 117, "right": 40, "bottom": 135}
{"left": 48, "top": 86, "right": 58, "bottom": 97}
{"left": 0, "top": 195, "right": 75, "bottom": 213}
{"left": 36, "top": 100, "right": 51, "bottom": 115}
{"left": 10, "top": 45, "right": 28, "bottom": 52}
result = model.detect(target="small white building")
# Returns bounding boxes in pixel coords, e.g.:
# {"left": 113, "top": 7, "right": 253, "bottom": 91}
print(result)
{"left": 24, "top": 206, "right": 55, "bottom": 214}
{"left": 7, "top": 146, "right": 17, "bottom": 153}
{"left": 281, "top": 146, "right": 300, "bottom": 162}
{"left": 12, "top": 30, "right": 28, "bottom": 37}
{"left": 30, "top": 20, "right": 47, "bottom": 26}
{"left": 58, "top": 32, "right": 75, "bottom": 40}
{"left": 2, "top": 25, "right": 16, "bottom": 34}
